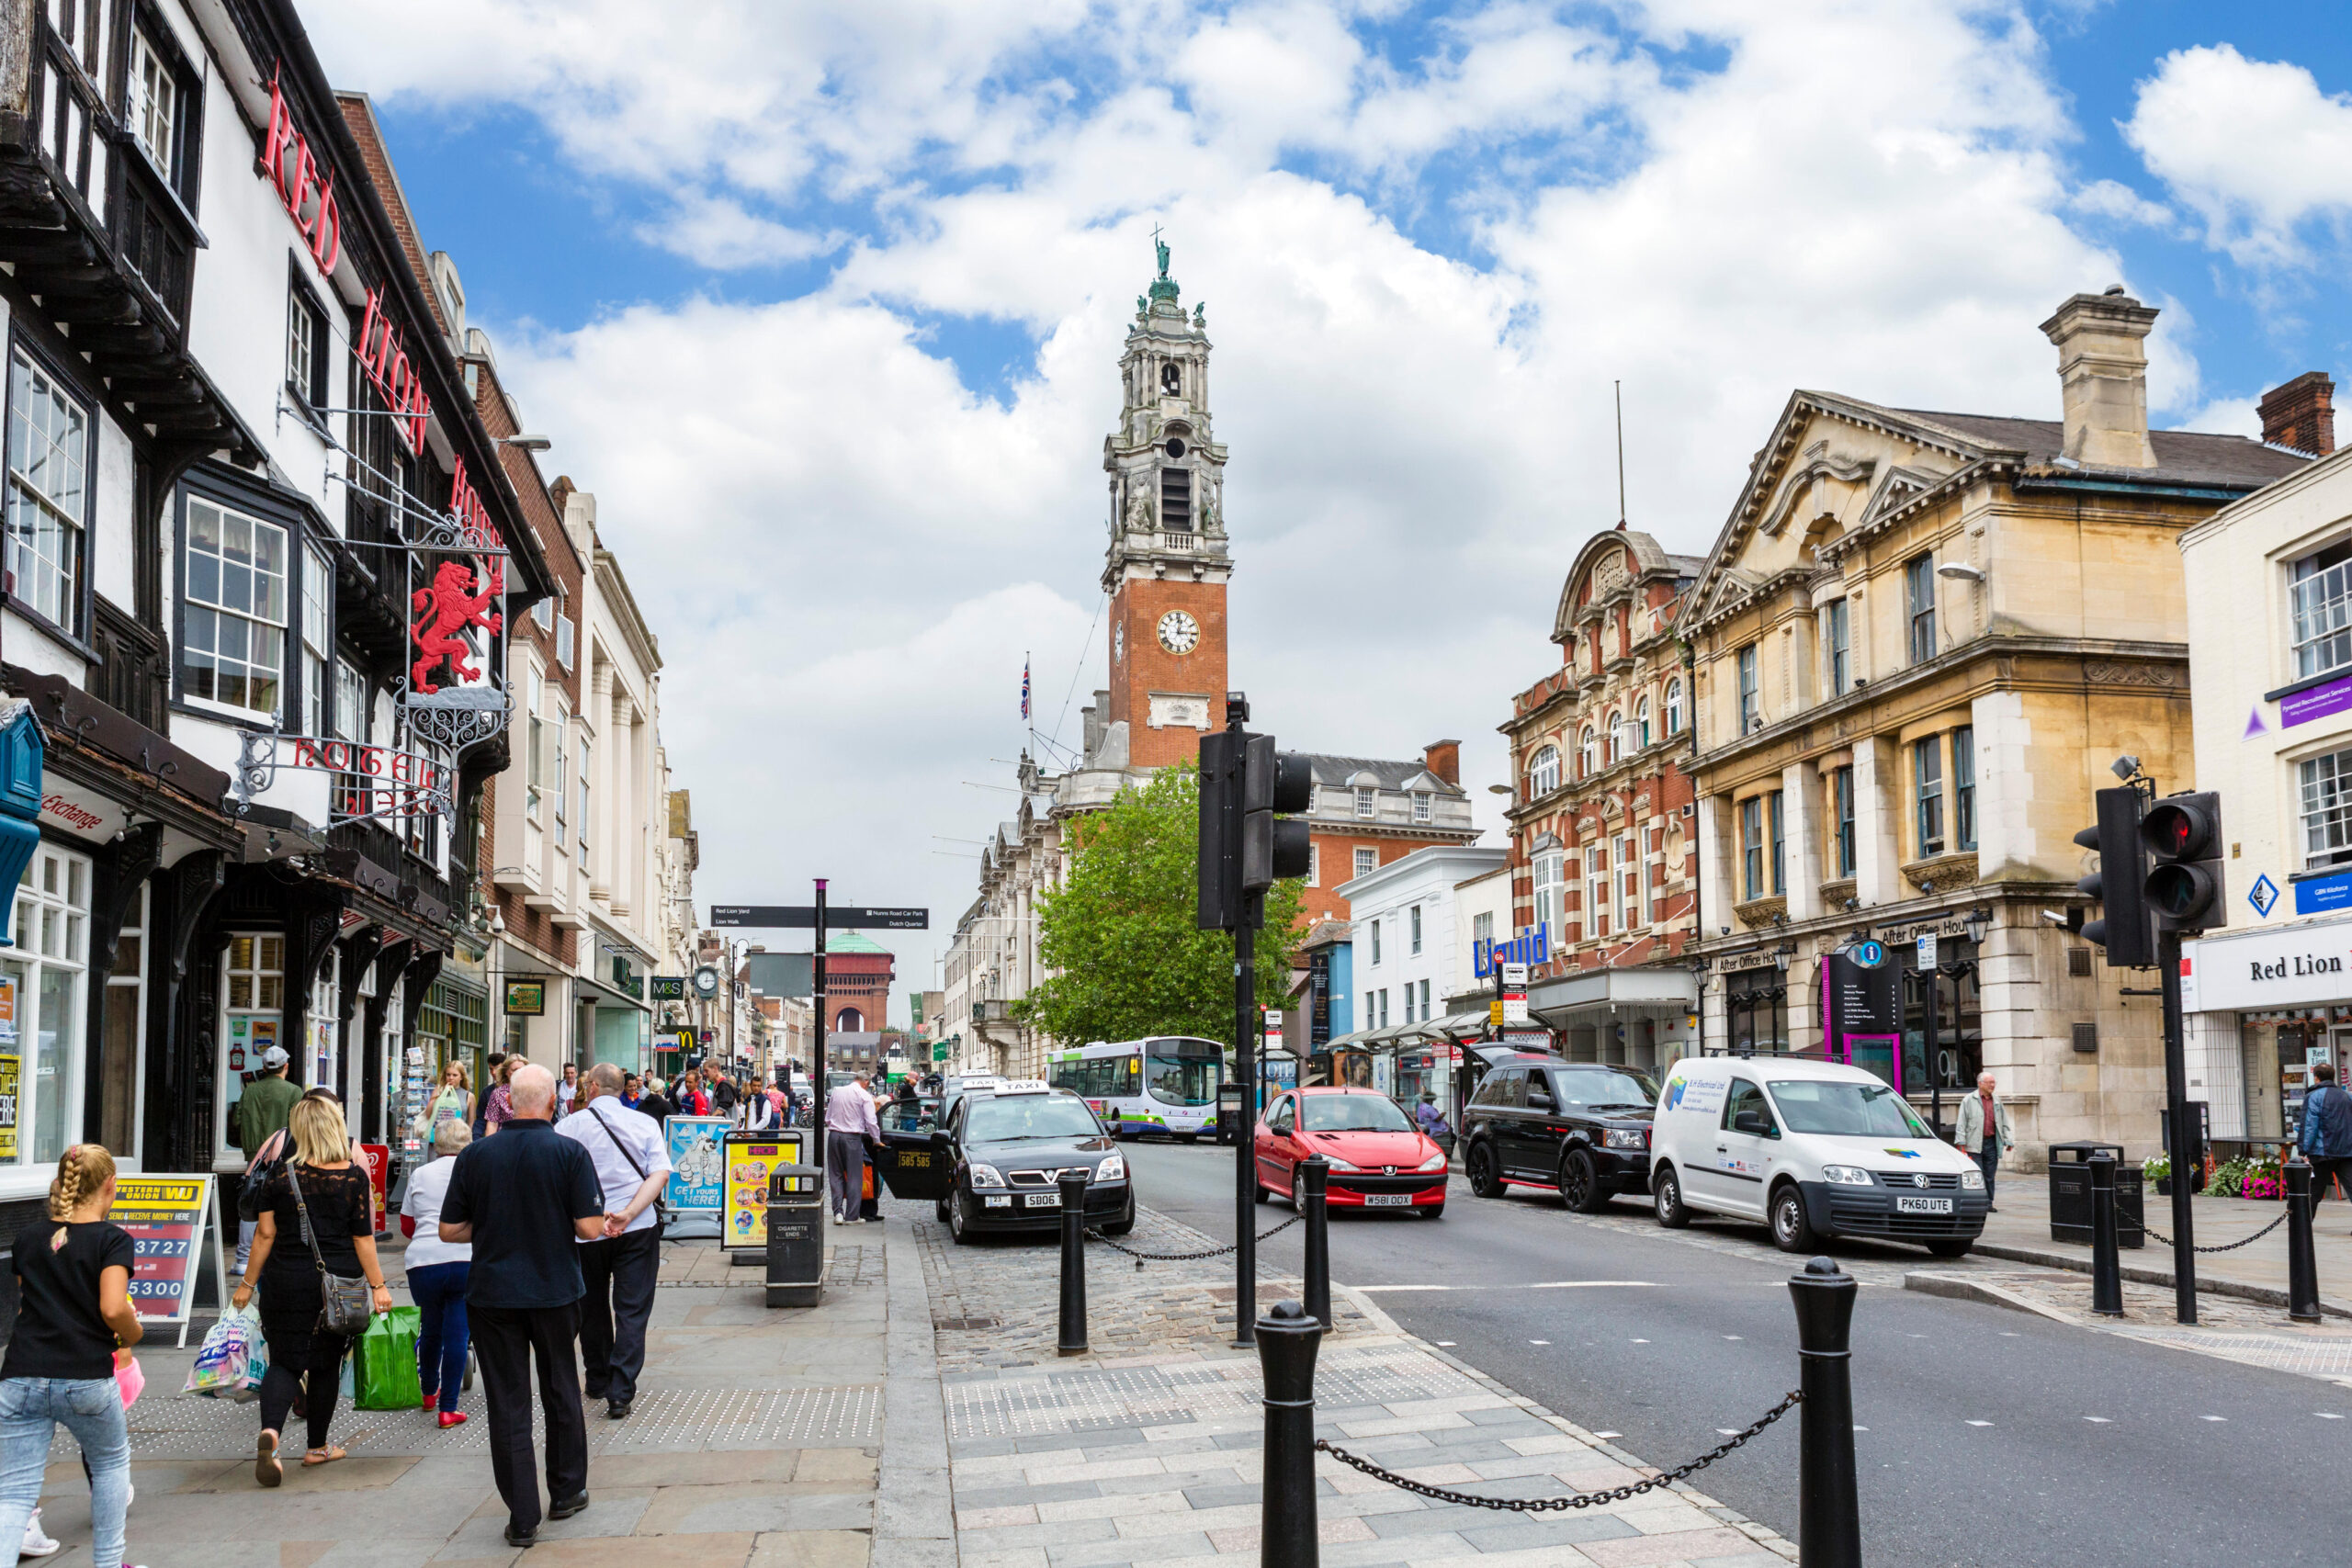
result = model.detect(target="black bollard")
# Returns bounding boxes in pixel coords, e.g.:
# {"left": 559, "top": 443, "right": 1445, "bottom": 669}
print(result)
{"left": 1057, "top": 1168, "right": 1091, "bottom": 1357}
{"left": 1788, "top": 1257, "right": 1861, "bottom": 1568}
{"left": 1256, "top": 1300, "right": 1323, "bottom": 1568}
{"left": 1302, "top": 1154, "right": 1331, "bottom": 1329}
{"left": 2287, "top": 1153, "right": 2322, "bottom": 1325}
{"left": 2088, "top": 1151, "right": 2124, "bottom": 1317}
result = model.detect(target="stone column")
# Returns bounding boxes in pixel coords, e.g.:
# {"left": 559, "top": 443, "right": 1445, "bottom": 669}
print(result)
{"left": 1782, "top": 760, "right": 1825, "bottom": 921}
{"left": 1851, "top": 735, "right": 1905, "bottom": 908}
{"left": 1970, "top": 690, "right": 2031, "bottom": 876}
{"left": 1696, "top": 792, "right": 1736, "bottom": 931}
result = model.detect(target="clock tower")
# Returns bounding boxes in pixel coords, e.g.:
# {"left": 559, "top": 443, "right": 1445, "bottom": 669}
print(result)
{"left": 1102, "top": 237, "right": 1230, "bottom": 770}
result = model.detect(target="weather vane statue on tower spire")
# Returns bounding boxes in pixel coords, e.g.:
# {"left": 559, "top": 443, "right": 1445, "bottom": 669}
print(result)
{"left": 1153, "top": 225, "right": 1170, "bottom": 280}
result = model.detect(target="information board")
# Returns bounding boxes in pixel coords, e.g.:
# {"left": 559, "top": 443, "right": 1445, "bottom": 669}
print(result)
{"left": 663, "top": 1115, "right": 729, "bottom": 1239}
{"left": 722, "top": 1129, "right": 808, "bottom": 1252}
{"left": 111, "top": 1174, "right": 220, "bottom": 1347}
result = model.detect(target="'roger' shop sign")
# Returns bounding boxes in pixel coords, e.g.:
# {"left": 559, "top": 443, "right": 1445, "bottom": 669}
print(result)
{"left": 2180, "top": 919, "right": 2352, "bottom": 1013}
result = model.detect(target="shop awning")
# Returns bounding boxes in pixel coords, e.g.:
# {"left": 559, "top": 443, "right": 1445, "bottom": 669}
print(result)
{"left": 1527, "top": 964, "right": 1697, "bottom": 1026}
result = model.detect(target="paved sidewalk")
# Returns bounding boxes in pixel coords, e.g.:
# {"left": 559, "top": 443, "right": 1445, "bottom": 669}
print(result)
{"left": 43, "top": 1226, "right": 900, "bottom": 1568}
{"left": 915, "top": 1197, "right": 1799, "bottom": 1568}
{"left": 1973, "top": 1175, "right": 2352, "bottom": 1315}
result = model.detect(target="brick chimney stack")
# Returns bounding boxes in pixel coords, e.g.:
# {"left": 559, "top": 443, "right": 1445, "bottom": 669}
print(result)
{"left": 1423, "top": 739, "right": 1461, "bottom": 786}
{"left": 2258, "top": 372, "right": 2335, "bottom": 457}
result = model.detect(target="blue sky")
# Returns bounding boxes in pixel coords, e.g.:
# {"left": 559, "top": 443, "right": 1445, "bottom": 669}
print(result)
{"left": 314, "top": 1, "right": 2352, "bottom": 1016}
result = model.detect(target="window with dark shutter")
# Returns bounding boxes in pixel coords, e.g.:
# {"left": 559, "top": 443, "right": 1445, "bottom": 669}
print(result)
{"left": 1159, "top": 467, "right": 1191, "bottom": 532}
{"left": 2071, "top": 1022, "right": 2098, "bottom": 1054}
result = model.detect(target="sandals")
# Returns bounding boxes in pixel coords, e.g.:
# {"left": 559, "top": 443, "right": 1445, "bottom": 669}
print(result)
{"left": 255, "top": 1431, "right": 283, "bottom": 1488}
{"left": 302, "top": 1446, "right": 347, "bottom": 1467}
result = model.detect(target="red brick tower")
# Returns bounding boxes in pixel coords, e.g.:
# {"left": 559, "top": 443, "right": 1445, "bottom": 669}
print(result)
{"left": 1102, "top": 237, "right": 1230, "bottom": 769}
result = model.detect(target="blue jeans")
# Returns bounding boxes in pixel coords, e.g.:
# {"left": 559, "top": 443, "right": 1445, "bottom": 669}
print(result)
{"left": 0, "top": 1377, "right": 130, "bottom": 1568}
{"left": 408, "top": 1260, "right": 471, "bottom": 1413}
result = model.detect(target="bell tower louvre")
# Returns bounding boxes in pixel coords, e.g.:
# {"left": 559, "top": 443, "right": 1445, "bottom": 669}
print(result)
{"left": 1102, "top": 235, "right": 1230, "bottom": 771}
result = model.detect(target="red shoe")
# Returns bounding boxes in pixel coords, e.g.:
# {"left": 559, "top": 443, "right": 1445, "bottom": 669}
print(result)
{"left": 421, "top": 1388, "right": 436, "bottom": 1412}
{"left": 438, "top": 1410, "right": 468, "bottom": 1428}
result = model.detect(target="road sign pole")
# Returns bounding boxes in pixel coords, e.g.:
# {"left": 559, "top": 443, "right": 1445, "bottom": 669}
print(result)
{"left": 2158, "top": 927, "right": 2198, "bottom": 1324}
{"left": 814, "top": 878, "right": 829, "bottom": 1086}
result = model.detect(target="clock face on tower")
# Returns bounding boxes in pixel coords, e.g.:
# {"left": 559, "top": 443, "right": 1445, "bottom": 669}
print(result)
{"left": 1157, "top": 610, "right": 1201, "bottom": 655}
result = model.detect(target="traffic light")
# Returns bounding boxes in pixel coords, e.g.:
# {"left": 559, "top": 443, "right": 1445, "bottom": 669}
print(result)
{"left": 2074, "top": 786, "right": 2154, "bottom": 967}
{"left": 1197, "top": 730, "right": 1240, "bottom": 931}
{"left": 1240, "top": 734, "right": 1314, "bottom": 891}
{"left": 2142, "top": 791, "right": 2226, "bottom": 933}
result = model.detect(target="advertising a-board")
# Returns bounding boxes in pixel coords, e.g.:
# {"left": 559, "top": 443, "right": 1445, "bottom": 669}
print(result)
{"left": 663, "top": 1116, "right": 729, "bottom": 1238}
{"left": 722, "top": 1130, "right": 808, "bottom": 1250}
{"left": 356, "top": 1144, "right": 390, "bottom": 1234}
{"left": 111, "top": 1175, "right": 222, "bottom": 1346}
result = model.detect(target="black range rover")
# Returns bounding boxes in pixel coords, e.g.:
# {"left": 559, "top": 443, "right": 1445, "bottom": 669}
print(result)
{"left": 1462, "top": 1055, "right": 1657, "bottom": 1212}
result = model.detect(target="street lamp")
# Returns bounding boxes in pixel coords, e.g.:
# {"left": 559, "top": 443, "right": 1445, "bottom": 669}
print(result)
{"left": 1963, "top": 906, "right": 1991, "bottom": 947}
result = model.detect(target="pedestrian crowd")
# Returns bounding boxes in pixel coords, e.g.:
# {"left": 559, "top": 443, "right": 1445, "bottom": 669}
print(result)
{"left": 7, "top": 1047, "right": 855, "bottom": 1560}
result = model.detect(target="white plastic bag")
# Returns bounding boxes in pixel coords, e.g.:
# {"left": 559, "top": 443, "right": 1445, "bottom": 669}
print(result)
{"left": 183, "top": 1306, "right": 264, "bottom": 1400}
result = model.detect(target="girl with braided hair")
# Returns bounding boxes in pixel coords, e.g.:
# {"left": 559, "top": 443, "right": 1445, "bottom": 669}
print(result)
{"left": 0, "top": 1145, "right": 141, "bottom": 1568}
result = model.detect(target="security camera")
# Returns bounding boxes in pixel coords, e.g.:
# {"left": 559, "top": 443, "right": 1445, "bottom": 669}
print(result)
{"left": 2110, "top": 755, "right": 2140, "bottom": 782}
{"left": 1720, "top": 925, "right": 1732, "bottom": 936}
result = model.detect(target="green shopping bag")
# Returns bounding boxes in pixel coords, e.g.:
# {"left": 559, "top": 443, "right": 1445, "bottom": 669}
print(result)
{"left": 352, "top": 1305, "right": 424, "bottom": 1411}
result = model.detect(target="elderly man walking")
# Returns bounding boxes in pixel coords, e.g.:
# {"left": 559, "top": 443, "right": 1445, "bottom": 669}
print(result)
{"left": 1954, "top": 1071, "right": 2015, "bottom": 1212}
{"left": 557, "top": 1064, "right": 671, "bottom": 1419}
{"left": 824, "top": 1071, "right": 880, "bottom": 1224}
{"left": 440, "top": 1064, "right": 605, "bottom": 1548}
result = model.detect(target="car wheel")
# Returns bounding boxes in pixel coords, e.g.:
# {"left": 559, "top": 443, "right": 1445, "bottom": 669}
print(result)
{"left": 1421, "top": 1203, "right": 1444, "bottom": 1220}
{"left": 1926, "top": 1238, "right": 1973, "bottom": 1259}
{"left": 1560, "top": 1148, "right": 1606, "bottom": 1214}
{"left": 948, "top": 1190, "right": 977, "bottom": 1246}
{"left": 1103, "top": 1201, "right": 1136, "bottom": 1238}
{"left": 1467, "top": 1143, "right": 1504, "bottom": 1200}
{"left": 1770, "top": 1184, "right": 1815, "bottom": 1253}
{"left": 1653, "top": 1165, "right": 1690, "bottom": 1228}
{"left": 1253, "top": 1176, "right": 1271, "bottom": 1204}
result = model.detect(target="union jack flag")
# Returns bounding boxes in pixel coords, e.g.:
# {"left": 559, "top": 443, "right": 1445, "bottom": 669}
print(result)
{"left": 1021, "top": 657, "right": 1031, "bottom": 721}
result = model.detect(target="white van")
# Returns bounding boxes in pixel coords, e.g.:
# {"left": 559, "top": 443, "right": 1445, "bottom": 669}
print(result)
{"left": 1647, "top": 1056, "right": 1987, "bottom": 1257}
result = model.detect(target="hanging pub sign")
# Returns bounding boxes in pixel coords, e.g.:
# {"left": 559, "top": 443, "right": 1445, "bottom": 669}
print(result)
{"left": 231, "top": 733, "right": 455, "bottom": 827}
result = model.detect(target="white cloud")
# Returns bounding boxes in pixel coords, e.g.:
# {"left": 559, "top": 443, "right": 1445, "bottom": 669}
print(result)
{"left": 314, "top": 1, "right": 2210, "bottom": 1010}
{"left": 2069, "top": 178, "right": 2173, "bottom": 230}
{"left": 2123, "top": 43, "right": 2352, "bottom": 268}
{"left": 637, "top": 192, "right": 838, "bottom": 270}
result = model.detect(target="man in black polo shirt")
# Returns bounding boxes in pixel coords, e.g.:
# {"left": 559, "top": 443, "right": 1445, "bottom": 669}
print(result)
{"left": 441, "top": 1063, "right": 605, "bottom": 1547}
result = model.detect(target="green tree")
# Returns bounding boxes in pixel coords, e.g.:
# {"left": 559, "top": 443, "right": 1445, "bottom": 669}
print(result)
{"left": 1021, "top": 762, "right": 1303, "bottom": 1050}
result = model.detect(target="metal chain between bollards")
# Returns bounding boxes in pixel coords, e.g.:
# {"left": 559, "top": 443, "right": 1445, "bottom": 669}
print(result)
{"left": 2141, "top": 1211, "right": 2289, "bottom": 1252}
{"left": 1314, "top": 1391, "right": 1803, "bottom": 1512}
{"left": 1086, "top": 1214, "right": 1302, "bottom": 1264}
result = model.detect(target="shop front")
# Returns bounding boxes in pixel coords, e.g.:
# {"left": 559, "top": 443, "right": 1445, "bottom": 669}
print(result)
{"left": 1527, "top": 964, "right": 1697, "bottom": 1076}
{"left": 2182, "top": 916, "right": 2352, "bottom": 1146}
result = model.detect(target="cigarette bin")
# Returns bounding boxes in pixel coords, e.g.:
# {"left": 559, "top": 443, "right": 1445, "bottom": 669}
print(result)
{"left": 765, "top": 1164, "right": 825, "bottom": 1308}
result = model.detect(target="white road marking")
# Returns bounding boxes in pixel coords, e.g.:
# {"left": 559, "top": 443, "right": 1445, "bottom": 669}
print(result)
{"left": 1853, "top": 1426, "right": 1868, "bottom": 1432}
{"left": 1435, "top": 1341, "right": 1455, "bottom": 1347}
{"left": 1530, "top": 1339, "right": 1550, "bottom": 1345}
{"left": 1724, "top": 1335, "right": 1743, "bottom": 1340}
{"left": 2084, "top": 1416, "right": 2112, "bottom": 1424}
{"left": 2319, "top": 1413, "right": 2344, "bottom": 1420}
{"left": 1965, "top": 1420, "right": 1993, "bottom": 1427}
{"left": 1716, "top": 1428, "right": 1740, "bottom": 1435}
{"left": 1631, "top": 1337, "right": 1650, "bottom": 1343}
{"left": 1593, "top": 1431, "right": 1623, "bottom": 1439}
{"left": 2201, "top": 1416, "right": 2227, "bottom": 1422}
{"left": 1356, "top": 1281, "right": 1659, "bottom": 1292}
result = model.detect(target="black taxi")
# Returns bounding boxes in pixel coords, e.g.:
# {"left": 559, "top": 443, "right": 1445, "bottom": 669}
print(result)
{"left": 1462, "top": 1055, "right": 1657, "bottom": 1212}
{"left": 874, "top": 1081, "right": 1136, "bottom": 1244}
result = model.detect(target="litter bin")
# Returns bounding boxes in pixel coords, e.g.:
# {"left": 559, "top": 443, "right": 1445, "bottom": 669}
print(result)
{"left": 765, "top": 1164, "right": 825, "bottom": 1308}
{"left": 2047, "top": 1141, "right": 2145, "bottom": 1249}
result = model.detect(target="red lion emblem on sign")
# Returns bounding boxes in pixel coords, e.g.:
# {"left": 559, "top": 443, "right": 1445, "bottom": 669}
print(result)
{"left": 410, "top": 559, "right": 503, "bottom": 694}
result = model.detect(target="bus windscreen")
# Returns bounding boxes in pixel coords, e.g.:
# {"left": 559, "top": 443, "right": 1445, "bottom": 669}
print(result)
{"left": 1147, "top": 1045, "right": 1221, "bottom": 1106}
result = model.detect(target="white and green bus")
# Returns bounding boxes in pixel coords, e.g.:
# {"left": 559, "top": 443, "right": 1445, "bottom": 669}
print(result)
{"left": 1047, "top": 1036, "right": 1227, "bottom": 1141}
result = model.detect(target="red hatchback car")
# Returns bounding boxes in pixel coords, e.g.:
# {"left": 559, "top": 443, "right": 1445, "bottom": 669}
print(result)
{"left": 1253, "top": 1088, "right": 1451, "bottom": 1217}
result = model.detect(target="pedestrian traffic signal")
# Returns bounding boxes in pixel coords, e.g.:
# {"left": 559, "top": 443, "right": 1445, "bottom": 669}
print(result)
{"left": 1240, "top": 735, "right": 1314, "bottom": 892}
{"left": 2074, "top": 786, "right": 2154, "bottom": 967}
{"left": 2142, "top": 791, "right": 2226, "bottom": 933}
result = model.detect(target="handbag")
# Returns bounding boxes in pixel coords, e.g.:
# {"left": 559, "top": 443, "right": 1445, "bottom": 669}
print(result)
{"left": 288, "top": 1165, "right": 375, "bottom": 1337}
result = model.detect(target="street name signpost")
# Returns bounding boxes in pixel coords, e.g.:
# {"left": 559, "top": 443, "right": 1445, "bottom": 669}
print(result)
{"left": 706, "top": 892, "right": 930, "bottom": 1085}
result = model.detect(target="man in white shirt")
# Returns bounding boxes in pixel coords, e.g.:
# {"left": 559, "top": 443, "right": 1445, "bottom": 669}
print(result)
{"left": 823, "top": 1072, "right": 881, "bottom": 1224}
{"left": 555, "top": 1062, "right": 672, "bottom": 1418}
{"left": 557, "top": 1062, "right": 581, "bottom": 1117}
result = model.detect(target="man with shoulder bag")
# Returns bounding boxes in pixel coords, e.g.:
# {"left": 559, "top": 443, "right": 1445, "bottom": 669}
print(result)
{"left": 556, "top": 1063, "right": 672, "bottom": 1419}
